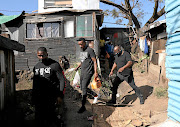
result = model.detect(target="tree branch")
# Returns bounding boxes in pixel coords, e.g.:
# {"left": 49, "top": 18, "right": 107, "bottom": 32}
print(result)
{"left": 145, "top": 6, "right": 165, "bottom": 26}
{"left": 132, "top": 0, "right": 139, "bottom": 10}
{"left": 100, "top": 0, "right": 141, "bottom": 29}
{"left": 153, "top": 0, "right": 159, "bottom": 17}
{"left": 100, "top": 0, "right": 129, "bottom": 14}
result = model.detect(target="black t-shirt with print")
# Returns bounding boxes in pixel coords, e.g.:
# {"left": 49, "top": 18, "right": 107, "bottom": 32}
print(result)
{"left": 32, "top": 58, "right": 65, "bottom": 103}
{"left": 114, "top": 51, "right": 132, "bottom": 76}
{"left": 80, "top": 46, "right": 96, "bottom": 75}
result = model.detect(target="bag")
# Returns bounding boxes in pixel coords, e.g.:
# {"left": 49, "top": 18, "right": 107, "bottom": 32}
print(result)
{"left": 91, "top": 77, "right": 102, "bottom": 90}
{"left": 73, "top": 71, "right": 80, "bottom": 87}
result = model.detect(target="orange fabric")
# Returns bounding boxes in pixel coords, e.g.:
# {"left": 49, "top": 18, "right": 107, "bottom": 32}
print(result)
{"left": 91, "top": 77, "right": 101, "bottom": 89}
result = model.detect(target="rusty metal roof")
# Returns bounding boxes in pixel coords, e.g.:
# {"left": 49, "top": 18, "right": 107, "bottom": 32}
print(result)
{"left": 24, "top": 9, "right": 104, "bottom": 26}
{"left": 25, "top": 9, "right": 103, "bottom": 16}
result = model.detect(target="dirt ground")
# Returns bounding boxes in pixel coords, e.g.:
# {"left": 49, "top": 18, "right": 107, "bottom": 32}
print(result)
{"left": 13, "top": 62, "right": 168, "bottom": 127}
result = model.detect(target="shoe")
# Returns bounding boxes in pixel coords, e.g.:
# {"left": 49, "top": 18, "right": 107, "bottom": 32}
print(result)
{"left": 139, "top": 96, "right": 144, "bottom": 105}
{"left": 93, "top": 96, "right": 98, "bottom": 104}
{"left": 77, "top": 106, "right": 86, "bottom": 113}
{"left": 106, "top": 99, "right": 116, "bottom": 104}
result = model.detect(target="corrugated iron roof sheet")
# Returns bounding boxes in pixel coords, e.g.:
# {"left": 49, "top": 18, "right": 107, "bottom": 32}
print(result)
{"left": 25, "top": 9, "right": 103, "bottom": 16}
{"left": 0, "top": 11, "right": 24, "bottom": 25}
{"left": 0, "top": 15, "right": 20, "bottom": 24}
{"left": 140, "top": 20, "right": 166, "bottom": 33}
{"left": 165, "top": 0, "right": 180, "bottom": 123}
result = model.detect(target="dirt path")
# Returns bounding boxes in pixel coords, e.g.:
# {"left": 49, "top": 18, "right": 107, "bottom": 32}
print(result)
{"left": 13, "top": 66, "right": 168, "bottom": 127}
{"left": 90, "top": 71, "right": 168, "bottom": 127}
{"left": 62, "top": 70, "right": 168, "bottom": 127}
{"left": 63, "top": 81, "right": 94, "bottom": 127}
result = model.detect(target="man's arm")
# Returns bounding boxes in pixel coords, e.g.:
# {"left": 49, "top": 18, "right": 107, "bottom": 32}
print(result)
{"left": 55, "top": 63, "right": 65, "bottom": 98}
{"left": 75, "top": 63, "right": 81, "bottom": 71}
{"left": 109, "top": 62, "right": 117, "bottom": 76}
{"left": 32, "top": 67, "right": 37, "bottom": 105}
{"left": 118, "top": 52, "right": 133, "bottom": 72}
{"left": 91, "top": 57, "right": 98, "bottom": 78}
{"left": 118, "top": 61, "right": 132, "bottom": 72}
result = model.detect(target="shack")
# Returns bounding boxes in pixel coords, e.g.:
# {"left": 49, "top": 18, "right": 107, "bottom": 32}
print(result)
{"left": 1, "top": 0, "right": 103, "bottom": 71}
{"left": 100, "top": 27, "right": 131, "bottom": 52}
{"left": 139, "top": 20, "right": 167, "bottom": 84}
{"left": 0, "top": 35, "right": 25, "bottom": 112}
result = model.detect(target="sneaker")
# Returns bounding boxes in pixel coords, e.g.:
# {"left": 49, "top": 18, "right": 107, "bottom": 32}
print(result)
{"left": 77, "top": 106, "right": 86, "bottom": 113}
{"left": 139, "top": 96, "right": 144, "bottom": 105}
{"left": 93, "top": 96, "right": 98, "bottom": 104}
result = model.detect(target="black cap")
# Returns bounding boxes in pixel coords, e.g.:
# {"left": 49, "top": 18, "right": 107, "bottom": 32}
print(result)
{"left": 78, "top": 38, "right": 86, "bottom": 43}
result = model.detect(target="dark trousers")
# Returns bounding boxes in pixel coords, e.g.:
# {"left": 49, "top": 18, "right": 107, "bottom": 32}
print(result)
{"left": 80, "top": 73, "right": 97, "bottom": 96}
{"left": 112, "top": 72, "right": 142, "bottom": 101}
{"left": 108, "top": 53, "right": 114, "bottom": 70}
{"left": 80, "top": 73, "right": 97, "bottom": 106}
{"left": 34, "top": 98, "right": 57, "bottom": 127}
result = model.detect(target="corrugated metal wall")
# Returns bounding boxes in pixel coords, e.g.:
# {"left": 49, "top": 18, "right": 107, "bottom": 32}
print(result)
{"left": 165, "top": 0, "right": 180, "bottom": 122}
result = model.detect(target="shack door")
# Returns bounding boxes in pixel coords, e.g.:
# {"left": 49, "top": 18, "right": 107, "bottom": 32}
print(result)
{"left": 0, "top": 50, "right": 5, "bottom": 110}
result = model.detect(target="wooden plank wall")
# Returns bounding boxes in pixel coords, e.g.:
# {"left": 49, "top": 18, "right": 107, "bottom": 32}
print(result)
{"left": 15, "top": 12, "right": 100, "bottom": 71}
{"left": 0, "top": 50, "right": 15, "bottom": 111}
{"left": 0, "top": 50, "right": 5, "bottom": 110}
{"left": 150, "top": 39, "right": 166, "bottom": 65}
{"left": 15, "top": 38, "right": 78, "bottom": 71}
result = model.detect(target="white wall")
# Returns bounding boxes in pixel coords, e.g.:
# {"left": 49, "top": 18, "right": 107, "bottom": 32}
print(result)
{"left": 38, "top": 0, "right": 100, "bottom": 13}
{"left": 73, "top": 0, "right": 99, "bottom": 10}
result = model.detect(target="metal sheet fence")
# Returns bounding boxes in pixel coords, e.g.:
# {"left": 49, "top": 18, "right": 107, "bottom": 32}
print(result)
{"left": 165, "top": 0, "right": 180, "bottom": 122}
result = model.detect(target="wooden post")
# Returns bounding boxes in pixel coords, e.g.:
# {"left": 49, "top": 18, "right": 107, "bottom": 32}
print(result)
{"left": 0, "top": 50, "right": 5, "bottom": 110}
{"left": 93, "top": 12, "right": 96, "bottom": 36}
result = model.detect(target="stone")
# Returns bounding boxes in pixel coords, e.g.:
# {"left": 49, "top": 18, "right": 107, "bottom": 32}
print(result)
{"left": 131, "top": 119, "right": 143, "bottom": 126}
{"left": 123, "top": 119, "right": 132, "bottom": 126}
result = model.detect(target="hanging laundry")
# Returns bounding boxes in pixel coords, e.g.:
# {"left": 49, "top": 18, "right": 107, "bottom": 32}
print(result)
{"left": 139, "top": 36, "right": 148, "bottom": 54}
{"left": 144, "top": 38, "right": 148, "bottom": 54}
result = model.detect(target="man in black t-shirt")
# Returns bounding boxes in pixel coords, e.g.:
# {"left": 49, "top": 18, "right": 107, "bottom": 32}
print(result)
{"left": 32, "top": 47, "right": 65, "bottom": 126}
{"left": 109, "top": 46, "right": 144, "bottom": 105}
{"left": 75, "top": 38, "right": 98, "bottom": 113}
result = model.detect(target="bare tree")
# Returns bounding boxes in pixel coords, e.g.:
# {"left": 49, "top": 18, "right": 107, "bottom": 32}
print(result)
{"left": 100, "top": 0, "right": 165, "bottom": 31}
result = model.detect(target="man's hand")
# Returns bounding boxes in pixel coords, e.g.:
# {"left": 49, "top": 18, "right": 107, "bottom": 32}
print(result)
{"left": 94, "top": 72, "right": 98, "bottom": 79}
{"left": 109, "top": 71, "right": 113, "bottom": 77}
{"left": 74, "top": 67, "right": 78, "bottom": 71}
{"left": 57, "top": 97, "right": 63, "bottom": 105}
{"left": 75, "top": 63, "right": 81, "bottom": 71}
{"left": 118, "top": 67, "right": 125, "bottom": 72}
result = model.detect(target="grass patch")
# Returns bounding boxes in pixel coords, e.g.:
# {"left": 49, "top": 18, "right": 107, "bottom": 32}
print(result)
{"left": 154, "top": 86, "right": 168, "bottom": 98}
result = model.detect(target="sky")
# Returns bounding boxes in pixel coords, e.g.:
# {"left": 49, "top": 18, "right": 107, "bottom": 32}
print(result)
{"left": 0, "top": 0, "right": 165, "bottom": 28}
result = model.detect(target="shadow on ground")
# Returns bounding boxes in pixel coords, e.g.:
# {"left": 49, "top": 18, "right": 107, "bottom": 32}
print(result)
{"left": 0, "top": 78, "right": 96, "bottom": 127}
{"left": 120, "top": 85, "right": 153, "bottom": 105}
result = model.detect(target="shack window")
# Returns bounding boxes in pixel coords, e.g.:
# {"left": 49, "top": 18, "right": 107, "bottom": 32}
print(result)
{"left": 26, "top": 22, "right": 61, "bottom": 39}
{"left": 27, "top": 24, "right": 36, "bottom": 38}
{"left": 64, "top": 20, "right": 74, "bottom": 38}
{"left": 76, "top": 15, "right": 93, "bottom": 37}
{"left": 44, "top": 23, "right": 52, "bottom": 38}
{"left": 52, "top": 23, "right": 60, "bottom": 37}
{"left": 44, "top": 0, "right": 72, "bottom": 8}
{"left": 36, "top": 23, "right": 44, "bottom": 38}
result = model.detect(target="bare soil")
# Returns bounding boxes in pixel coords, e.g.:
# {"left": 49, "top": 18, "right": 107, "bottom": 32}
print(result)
{"left": 14, "top": 63, "right": 168, "bottom": 127}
